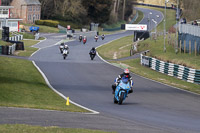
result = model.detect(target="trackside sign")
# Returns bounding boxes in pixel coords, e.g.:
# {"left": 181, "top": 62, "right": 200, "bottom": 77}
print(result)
{"left": 125, "top": 24, "right": 147, "bottom": 31}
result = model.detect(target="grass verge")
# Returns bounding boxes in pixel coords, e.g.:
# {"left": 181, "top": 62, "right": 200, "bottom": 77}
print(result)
{"left": 138, "top": 35, "right": 200, "bottom": 69}
{"left": 133, "top": 10, "right": 144, "bottom": 24}
{"left": 97, "top": 6, "right": 200, "bottom": 94}
{"left": 14, "top": 40, "right": 40, "bottom": 57}
{"left": 22, "top": 23, "right": 59, "bottom": 33}
{"left": 0, "top": 56, "right": 88, "bottom": 112}
{"left": 136, "top": 5, "right": 176, "bottom": 32}
{"left": 0, "top": 124, "right": 115, "bottom": 133}
{"left": 97, "top": 35, "right": 133, "bottom": 60}
{"left": 110, "top": 59, "right": 200, "bottom": 94}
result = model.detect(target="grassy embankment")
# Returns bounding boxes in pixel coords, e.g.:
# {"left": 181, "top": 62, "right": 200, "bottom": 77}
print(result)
{"left": 99, "top": 10, "right": 144, "bottom": 35}
{"left": 22, "top": 23, "right": 59, "bottom": 33}
{"left": 0, "top": 30, "right": 89, "bottom": 112}
{"left": 97, "top": 6, "right": 200, "bottom": 94}
{"left": 0, "top": 124, "right": 115, "bottom": 133}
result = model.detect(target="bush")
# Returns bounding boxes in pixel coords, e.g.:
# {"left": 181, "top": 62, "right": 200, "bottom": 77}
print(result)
{"left": 58, "top": 21, "right": 82, "bottom": 29}
{"left": 35, "top": 20, "right": 44, "bottom": 25}
{"left": 35, "top": 20, "right": 59, "bottom": 27}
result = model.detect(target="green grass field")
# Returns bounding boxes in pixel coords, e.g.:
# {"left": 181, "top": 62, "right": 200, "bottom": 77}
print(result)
{"left": 15, "top": 40, "right": 39, "bottom": 57}
{"left": 111, "top": 59, "right": 200, "bottom": 94}
{"left": 0, "top": 57, "right": 88, "bottom": 112}
{"left": 133, "top": 10, "right": 144, "bottom": 24}
{"left": 22, "top": 23, "right": 59, "bottom": 33}
{"left": 97, "top": 35, "right": 133, "bottom": 60}
{"left": 0, "top": 124, "right": 115, "bottom": 133}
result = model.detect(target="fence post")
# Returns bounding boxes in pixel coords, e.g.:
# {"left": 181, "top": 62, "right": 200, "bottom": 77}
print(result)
{"left": 195, "top": 41, "right": 197, "bottom": 56}
{"left": 180, "top": 39, "right": 182, "bottom": 53}
{"left": 189, "top": 40, "right": 191, "bottom": 54}
{"left": 184, "top": 40, "right": 186, "bottom": 53}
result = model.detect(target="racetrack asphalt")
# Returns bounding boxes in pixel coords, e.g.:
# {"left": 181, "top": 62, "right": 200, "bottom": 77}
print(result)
{"left": 1, "top": 8, "right": 200, "bottom": 133}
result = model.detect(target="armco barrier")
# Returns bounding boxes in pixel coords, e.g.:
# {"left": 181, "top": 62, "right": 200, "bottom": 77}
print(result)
{"left": 9, "top": 35, "right": 23, "bottom": 41}
{"left": 1, "top": 46, "right": 9, "bottom": 55}
{"left": 8, "top": 41, "right": 24, "bottom": 51}
{"left": 8, "top": 43, "right": 16, "bottom": 55}
{"left": 141, "top": 54, "right": 200, "bottom": 84}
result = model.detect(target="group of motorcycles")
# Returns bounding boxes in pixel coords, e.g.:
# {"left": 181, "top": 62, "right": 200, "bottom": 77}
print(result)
{"left": 79, "top": 34, "right": 105, "bottom": 44}
{"left": 94, "top": 34, "right": 105, "bottom": 42}
{"left": 59, "top": 43, "right": 69, "bottom": 59}
{"left": 79, "top": 35, "right": 87, "bottom": 44}
{"left": 59, "top": 34, "right": 133, "bottom": 105}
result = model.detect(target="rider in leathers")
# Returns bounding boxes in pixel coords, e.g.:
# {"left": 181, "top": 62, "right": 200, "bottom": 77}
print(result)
{"left": 112, "top": 69, "right": 133, "bottom": 94}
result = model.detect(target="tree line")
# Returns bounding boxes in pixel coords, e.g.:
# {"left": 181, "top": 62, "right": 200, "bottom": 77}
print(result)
{"left": 2, "top": 0, "right": 200, "bottom": 24}
{"left": 39, "top": 0, "right": 136, "bottom": 25}
{"left": 2, "top": 0, "right": 136, "bottom": 25}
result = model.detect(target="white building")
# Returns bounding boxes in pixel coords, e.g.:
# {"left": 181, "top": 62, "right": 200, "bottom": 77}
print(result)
{"left": 0, "top": 6, "right": 22, "bottom": 32}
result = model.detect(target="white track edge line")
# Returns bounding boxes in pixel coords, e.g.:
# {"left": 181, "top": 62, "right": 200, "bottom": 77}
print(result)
{"left": 31, "top": 39, "right": 99, "bottom": 114}
{"left": 32, "top": 61, "right": 99, "bottom": 114}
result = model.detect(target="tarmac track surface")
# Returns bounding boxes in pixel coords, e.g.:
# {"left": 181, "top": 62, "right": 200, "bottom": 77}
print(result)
{"left": 1, "top": 8, "right": 200, "bottom": 133}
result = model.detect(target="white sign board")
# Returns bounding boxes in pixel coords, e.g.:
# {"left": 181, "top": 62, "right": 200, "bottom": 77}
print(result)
{"left": 125, "top": 24, "right": 147, "bottom": 31}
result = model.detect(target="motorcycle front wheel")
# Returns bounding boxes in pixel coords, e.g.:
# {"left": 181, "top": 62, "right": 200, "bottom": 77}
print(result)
{"left": 118, "top": 92, "right": 124, "bottom": 105}
{"left": 63, "top": 55, "right": 67, "bottom": 59}
{"left": 114, "top": 97, "right": 118, "bottom": 104}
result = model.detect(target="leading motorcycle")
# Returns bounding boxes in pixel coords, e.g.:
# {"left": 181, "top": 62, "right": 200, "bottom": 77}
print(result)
{"left": 114, "top": 77, "right": 132, "bottom": 105}
{"left": 90, "top": 52, "right": 96, "bottom": 60}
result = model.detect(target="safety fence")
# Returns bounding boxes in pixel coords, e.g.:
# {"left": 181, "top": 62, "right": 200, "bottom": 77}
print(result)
{"left": 178, "top": 33, "right": 200, "bottom": 54}
{"left": 179, "top": 24, "right": 200, "bottom": 37}
{"left": 141, "top": 54, "right": 200, "bottom": 84}
{"left": 9, "top": 34, "right": 23, "bottom": 41}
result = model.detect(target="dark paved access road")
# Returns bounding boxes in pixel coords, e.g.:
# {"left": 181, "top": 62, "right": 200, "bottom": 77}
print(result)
{"left": 1, "top": 8, "right": 200, "bottom": 133}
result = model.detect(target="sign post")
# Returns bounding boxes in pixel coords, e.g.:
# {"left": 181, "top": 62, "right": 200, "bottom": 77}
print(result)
{"left": 121, "top": 24, "right": 148, "bottom": 42}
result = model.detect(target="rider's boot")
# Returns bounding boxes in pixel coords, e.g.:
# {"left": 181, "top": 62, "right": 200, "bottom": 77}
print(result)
{"left": 112, "top": 84, "right": 116, "bottom": 94}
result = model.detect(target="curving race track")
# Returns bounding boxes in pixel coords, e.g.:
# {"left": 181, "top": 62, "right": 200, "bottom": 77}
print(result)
{"left": 1, "top": 8, "right": 200, "bottom": 133}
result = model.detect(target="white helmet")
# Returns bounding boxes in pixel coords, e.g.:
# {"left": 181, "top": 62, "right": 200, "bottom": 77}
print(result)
{"left": 64, "top": 44, "right": 68, "bottom": 49}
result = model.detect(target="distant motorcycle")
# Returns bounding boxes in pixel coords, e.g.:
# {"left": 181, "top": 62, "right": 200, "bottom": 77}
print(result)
{"left": 101, "top": 34, "right": 105, "bottom": 40}
{"left": 94, "top": 36, "right": 98, "bottom": 42}
{"left": 114, "top": 77, "right": 132, "bottom": 105}
{"left": 83, "top": 36, "right": 87, "bottom": 44}
{"left": 63, "top": 49, "right": 69, "bottom": 59}
{"left": 79, "top": 35, "right": 83, "bottom": 42}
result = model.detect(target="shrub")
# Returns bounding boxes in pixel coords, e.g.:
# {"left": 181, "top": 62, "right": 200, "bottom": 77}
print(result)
{"left": 58, "top": 21, "right": 82, "bottom": 29}
{"left": 35, "top": 20, "right": 59, "bottom": 27}
{"left": 35, "top": 20, "right": 44, "bottom": 25}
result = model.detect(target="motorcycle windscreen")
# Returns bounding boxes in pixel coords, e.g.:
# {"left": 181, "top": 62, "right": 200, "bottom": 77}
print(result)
{"left": 118, "top": 80, "right": 130, "bottom": 90}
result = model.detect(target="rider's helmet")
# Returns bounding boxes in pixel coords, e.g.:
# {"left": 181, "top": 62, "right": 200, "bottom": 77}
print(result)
{"left": 124, "top": 69, "right": 130, "bottom": 77}
{"left": 64, "top": 44, "right": 68, "bottom": 49}
{"left": 92, "top": 47, "right": 95, "bottom": 50}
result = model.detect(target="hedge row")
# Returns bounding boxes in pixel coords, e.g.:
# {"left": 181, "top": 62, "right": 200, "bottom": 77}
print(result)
{"left": 59, "top": 21, "right": 82, "bottom": 29}
{"left": 35, "top": 20, "right": 59, "bottom": 27}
